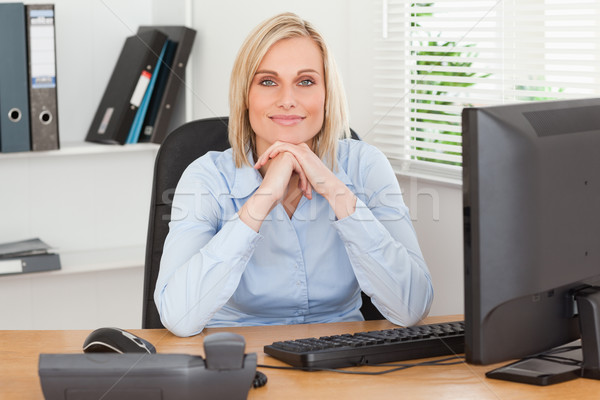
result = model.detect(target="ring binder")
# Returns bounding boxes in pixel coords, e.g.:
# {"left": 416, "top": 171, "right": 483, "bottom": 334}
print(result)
{"left": 137, "top": 26, "right": 196, "bottom": 144}
{"left": 86, "top": 30, "right": 168, "bottom": 145}
{"left": 0, "top": 3, "right": 31, "bottom": 153}
{"left": 26, "top": 4, "right": 60, "bottom": 151}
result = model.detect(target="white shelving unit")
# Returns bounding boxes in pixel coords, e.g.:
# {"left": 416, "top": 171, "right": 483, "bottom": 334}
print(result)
{"left": 0, "top": 142, "right": 159, "bottom": 160}
{"left": 0, "top": 143, "right": 159, "bottom": 330}
{"left": 0, "top": 0, "right": 188, "bottom": 330}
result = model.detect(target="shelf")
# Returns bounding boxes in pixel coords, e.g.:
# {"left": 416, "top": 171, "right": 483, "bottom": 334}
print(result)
{"left": 57, "top": 245, "right": 146, "bottom": 275}
{"left": 0, "top": 245, "right": 146, "bottom": 281}
{"left": 0, "top": 142, "right": 160, "bottom": 160}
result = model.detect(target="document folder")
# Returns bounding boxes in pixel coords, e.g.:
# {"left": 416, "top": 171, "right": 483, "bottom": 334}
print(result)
{"left": 138, "top": 39, "right": 177, "bottom": 143}
{"left": 26, "top": 4, "right": 60, "bottom": 151}
{"left": 0, "top": 3, "right": 31, "bottom": 153}
{"left": 0, "top": 253, "right": 61, "bottom": 276}
{"left": 0, "top": 237, "right": 52, "bottom": 258}
{"left": 0, "top": 237, "right": 60, "bottom": 276}
{"left": 137, "top": 26, "right": 196, "bottom": 144}
{"left": 86, "top": 30, "right": 168, "bottom": 145}
{"left": 125, "top": 41, "right": 168, "bottom": 144}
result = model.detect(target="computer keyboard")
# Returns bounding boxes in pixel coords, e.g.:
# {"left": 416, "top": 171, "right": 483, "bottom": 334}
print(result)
{"left": 263, "top": 320, "right": 465, "bottom": 370}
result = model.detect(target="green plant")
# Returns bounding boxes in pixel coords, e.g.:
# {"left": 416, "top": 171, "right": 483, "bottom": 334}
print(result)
{"left": 515, "top": 79, "right": 565, "bottom": 101}
{"left": 409, "top": 3, "right": 489, "bottom": 167}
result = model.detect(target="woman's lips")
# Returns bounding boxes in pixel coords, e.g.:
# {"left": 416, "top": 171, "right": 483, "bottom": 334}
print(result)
{"left": 269, "top": 114, "right": 305, "bottom": 126}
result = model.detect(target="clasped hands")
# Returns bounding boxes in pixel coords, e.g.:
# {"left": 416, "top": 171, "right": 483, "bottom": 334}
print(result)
{"left": 255, "top": 141, "right": 330, "bottom": 201}
{"left": 239, "top": 141, "right": 357, "bottom": 232}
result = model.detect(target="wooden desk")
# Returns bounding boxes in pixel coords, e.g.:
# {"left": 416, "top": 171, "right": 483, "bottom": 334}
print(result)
{"left": 1, "top": 315, "right": 598, "bottom": 399}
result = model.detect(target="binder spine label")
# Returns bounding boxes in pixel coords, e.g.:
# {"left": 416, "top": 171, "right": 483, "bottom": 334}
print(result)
{"left": 29, "top": 9, "right": 56, "bottom": 89}
{"left": 98, "top": 108, "right": 114, "bottom": 134}
{"left": 0, "top": 259, "right": 23, "bottom": 275}
{"left": 130, "top": 70, "right": 152, "bottom": 108}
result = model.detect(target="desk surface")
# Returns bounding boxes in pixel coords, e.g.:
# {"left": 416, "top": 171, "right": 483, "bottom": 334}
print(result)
{"left": 1, "top": 315, "right": 598, "bottom": 400}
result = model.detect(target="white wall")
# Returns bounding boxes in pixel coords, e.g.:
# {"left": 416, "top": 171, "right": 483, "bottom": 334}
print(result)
{"left": 398, "top": 177, "right": 463, "bottom": 316}
{"left": 0, "top": 0, "right": 463, "bottom": 329}
{"left": 189, "top": 0, "right": 375, "bottom": 136}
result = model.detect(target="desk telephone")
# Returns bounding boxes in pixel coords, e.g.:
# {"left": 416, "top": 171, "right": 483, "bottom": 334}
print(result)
{"left": 39, "top": 330, "right": 260, "bottom": 400}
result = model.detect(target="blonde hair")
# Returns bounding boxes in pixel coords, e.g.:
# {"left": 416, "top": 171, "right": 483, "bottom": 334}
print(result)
{"left": 228, "top": 12, "right": 350, "bottom": 169}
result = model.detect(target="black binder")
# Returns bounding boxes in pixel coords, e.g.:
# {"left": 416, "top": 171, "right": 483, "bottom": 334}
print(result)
{"left": 86, "top": 30, "right": 168, "bottom": 145}
{"left": 0, "top": 3, "right": 31, "bottom": 153}
{"left": 137, "top": 26, "right": 196, "bottom": 144}
{"left": 26, "top": 4, "right": 60, "bottom": 151}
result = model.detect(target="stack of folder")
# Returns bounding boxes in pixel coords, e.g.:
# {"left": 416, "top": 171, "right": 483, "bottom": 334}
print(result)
{"left": 86, "top": 26, "right": 196, "bottom": 145}
{"left": 0, "top": 238, "right": 61, "bottom": 276}
{"left": 0, "top": 3, "right": 60, "bottom": 153}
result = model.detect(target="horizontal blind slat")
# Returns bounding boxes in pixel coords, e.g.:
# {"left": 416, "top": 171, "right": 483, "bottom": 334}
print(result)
{"left": 372, "top": 0, "right": 600, "bottom": 172}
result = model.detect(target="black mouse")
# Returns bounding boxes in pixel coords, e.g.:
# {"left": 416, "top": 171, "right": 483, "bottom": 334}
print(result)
{"left": 83, "top": 327, "right": 156, "bottom": 354}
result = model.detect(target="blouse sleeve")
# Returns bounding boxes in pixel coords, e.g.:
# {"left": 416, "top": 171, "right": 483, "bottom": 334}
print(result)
{"left": 154, "top": 159, "right": 262, "bottom": 337}
{"left": 332, "top": 143, "right": 433, "bottom": 326}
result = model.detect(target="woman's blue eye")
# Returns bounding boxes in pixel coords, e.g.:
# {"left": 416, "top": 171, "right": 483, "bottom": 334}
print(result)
{"left": 299, "top": 79, "right": 314, "bottom": 86}
{"left": 260, "top": 79, "right": 276, "bottom": 86}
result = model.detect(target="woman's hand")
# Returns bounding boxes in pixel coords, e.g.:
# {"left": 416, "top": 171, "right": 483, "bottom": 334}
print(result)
{"left": 260, "top": 150, "right": 312, "bottom": 201}
{"left": 255, "top": 141, "right": 357, "bottom": 219}
{"left": 239, "top": 150, "right": 310, "bottom": 232}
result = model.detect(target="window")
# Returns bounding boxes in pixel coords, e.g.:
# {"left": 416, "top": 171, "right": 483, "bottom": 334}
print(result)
{"left": 372, "top": 0, "right": 600, "bottom": 182}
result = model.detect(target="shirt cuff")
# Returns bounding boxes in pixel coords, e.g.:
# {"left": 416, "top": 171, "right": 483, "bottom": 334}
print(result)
{"left": 332, "top": 198, "right": 388, "bottom": 252}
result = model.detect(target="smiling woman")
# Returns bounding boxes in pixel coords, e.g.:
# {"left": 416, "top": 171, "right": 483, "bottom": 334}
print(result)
{"left": 228, "top": 12, "right": 349, "bottom": 171}
{"left": 154, "top": 12, "right": 434, "bottom": 337}
{"left": 244, "top": 37, "right": 329, "bottom": 221}
{"left": 248, "top": 36, "right": 326, "bottom": 155}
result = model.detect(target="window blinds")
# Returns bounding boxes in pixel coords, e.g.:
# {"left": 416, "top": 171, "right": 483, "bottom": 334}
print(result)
{"left": 372, "top": 0, "right": 600, "bottom": 180}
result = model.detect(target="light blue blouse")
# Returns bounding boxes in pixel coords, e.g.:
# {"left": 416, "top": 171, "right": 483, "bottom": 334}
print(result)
{"left": 155, "top": 139, "right": 433, "bottom": 337}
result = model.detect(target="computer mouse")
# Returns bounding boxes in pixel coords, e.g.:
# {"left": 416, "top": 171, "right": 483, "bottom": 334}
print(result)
{"left": 83, "top": 327, "right": 156, "bottom": 354}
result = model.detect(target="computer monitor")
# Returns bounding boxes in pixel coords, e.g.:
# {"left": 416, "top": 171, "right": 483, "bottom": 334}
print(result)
{"left": 462, "top": 98, "right": 600, "bottom": 379}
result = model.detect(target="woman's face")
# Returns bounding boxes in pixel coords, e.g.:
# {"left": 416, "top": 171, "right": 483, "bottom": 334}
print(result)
{"left": 248, "top": 36, "right": 326, "bottom": 156}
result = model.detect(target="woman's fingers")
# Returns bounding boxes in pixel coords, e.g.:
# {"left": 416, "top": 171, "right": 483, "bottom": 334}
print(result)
{"left": 260, "top": 150, "right": 313, "bottom": 202}
{"left": 254, "top": 146, "right": 283, "bottom": 169}
{"left": 254, "top": 141, "right": 306, "bottom": 168}
{"left": 289, "top": 153, "right": 312, "bottom": 199}
{"left": 254, "top": 141, "right": 355, "bottom": 218}
{"left": 255, "top": 141, "right": 333, "bottom": 199}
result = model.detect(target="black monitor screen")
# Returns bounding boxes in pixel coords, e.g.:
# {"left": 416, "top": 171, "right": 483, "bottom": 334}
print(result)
{"left": 462, "top": 98, "right": 600, "bottom": 366}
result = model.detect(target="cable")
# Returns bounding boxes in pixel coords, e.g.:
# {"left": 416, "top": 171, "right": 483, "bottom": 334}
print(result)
{"left": 523, "top": 345, "right": 583, "bottom": 367}
{"left": 253, "top": 371, "right": 268, "bottom": 388}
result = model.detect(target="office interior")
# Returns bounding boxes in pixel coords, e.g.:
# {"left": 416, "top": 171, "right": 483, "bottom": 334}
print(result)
{"left": 0, "top": 0, "right": 462, "bottom": 330}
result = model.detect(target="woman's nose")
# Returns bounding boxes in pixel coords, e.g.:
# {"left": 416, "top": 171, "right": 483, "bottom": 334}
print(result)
{"left": 276, "top": 85, "right": 296, "bottom": 109}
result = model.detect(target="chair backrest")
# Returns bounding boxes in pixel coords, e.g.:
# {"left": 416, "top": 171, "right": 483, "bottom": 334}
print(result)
{"left": 142, "top": 117, "right": 230, "bottom": 329}
{"left": 142, "top": 117, "right": 382, "bottom": 329}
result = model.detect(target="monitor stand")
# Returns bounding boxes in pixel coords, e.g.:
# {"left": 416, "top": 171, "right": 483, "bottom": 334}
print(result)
{"left": 575, "top": 285, "right": 600, "bottom": 379}
{"left": 486, "top": 285, "right": 600, "bottom": 386}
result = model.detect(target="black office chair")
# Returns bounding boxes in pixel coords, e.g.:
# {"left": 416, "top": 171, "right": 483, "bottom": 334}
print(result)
{"left": 142, "top": 117, "right": 384, "bottom": 329}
